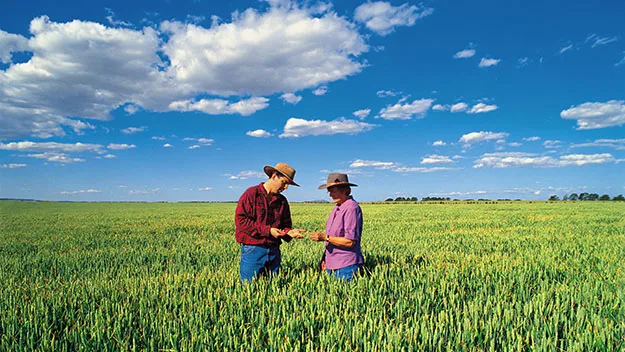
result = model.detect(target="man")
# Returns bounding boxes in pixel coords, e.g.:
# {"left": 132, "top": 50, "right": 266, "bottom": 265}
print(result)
{"left": 235, "top": 162, "right": 305, "bottom": 281}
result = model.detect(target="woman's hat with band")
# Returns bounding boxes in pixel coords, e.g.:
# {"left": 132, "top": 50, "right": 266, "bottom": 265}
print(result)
{"left": 318, "top": 173, "right": 358, "bottom": 190}
{"left": 264, "top": 162, "right": 300, "bottom": 187}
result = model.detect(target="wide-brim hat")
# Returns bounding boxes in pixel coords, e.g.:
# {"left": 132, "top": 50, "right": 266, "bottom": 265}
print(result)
{"left": 318, "top": 173, "right": 358, "bottom": 190}
{"left": 264, "top": 162, "right": 300, "bottom": 187}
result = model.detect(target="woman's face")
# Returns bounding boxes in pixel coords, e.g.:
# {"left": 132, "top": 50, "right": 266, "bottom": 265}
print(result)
{"left": 328, "top": 186, "right": 349, "bottom": 204}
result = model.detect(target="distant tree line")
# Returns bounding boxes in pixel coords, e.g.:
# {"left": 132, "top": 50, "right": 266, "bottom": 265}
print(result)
{"left": 548, "top": 193, "right": 625, "bottom": 201}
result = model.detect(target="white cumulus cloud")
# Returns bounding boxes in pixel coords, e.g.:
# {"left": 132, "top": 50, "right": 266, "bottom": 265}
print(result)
{"left": 121, "top": 126, "right": 147, "bottom": 134}
{"left": 421, "top": 154, "right": 453, "bottom": 164}
{"left": 473, "top": 152, "right": 616, "bottom": 168}
{"left": 246, "top": 129, "right": 273, "bottom": 138}
{"left": 560, "top": 100, "right": 625, "bottom": 129}
{"left": 450, "top": 102, "right": 469, "bottom": 113}
{"left": 453, "top": 49, "right": 475, "bottom": 59}
{"left": 0, "top": 30, "right": 29, "bottom": 63}
{"left": 377, "top": 98, "right": 433, "bottom": 120}
{"left": 107, "top": 143, "right": 136, "bottom": 150}
{"left": 354, "top": 1, "right": 433, "bottom": 36}
{"left": 459, "top": 131, "right": 509, "bottom": 146}
{"left": 1, "top": 3, "right": 370, "bottom": 140}
{"left": 169, "top": 97, "right": 270, "bottom": 116}
{"left": 350, "top": 159, "right": 398, "bottom": 169}
{"left": 281, "top": 93, "right": 302, "bottom": 104}
{"left": 353, "top": 108, "right": 371, "bottom": 119}
{"left": 432, "top": 140, "right": 446, "bottom": 146}
{"left": 479, "top": 57, "right": 501, "bottom": 67}
{"left": 468, "top": 103, "right": 498, "bottom": 114}
{"left": 0, "top": 141, "right": 104, "bottom": 153}
{"left": 279, "top": 117, "right": 377, "bottom": 138}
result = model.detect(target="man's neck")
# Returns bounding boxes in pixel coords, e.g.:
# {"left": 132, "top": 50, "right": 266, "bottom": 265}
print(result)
{"left": 263, "top": 181, "right": 273, "bottom": 195}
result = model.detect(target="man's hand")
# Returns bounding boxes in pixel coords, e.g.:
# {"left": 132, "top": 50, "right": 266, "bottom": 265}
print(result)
{"left": 287, "top": 228, "right": 307, "bottom": 239}
{"left": 270, "top": 228, "right": 286, "bottom": 238}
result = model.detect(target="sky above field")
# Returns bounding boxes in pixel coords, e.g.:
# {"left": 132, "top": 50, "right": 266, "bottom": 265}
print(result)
{"left": 1, "top": 0, "right": 624, "bottom": 202}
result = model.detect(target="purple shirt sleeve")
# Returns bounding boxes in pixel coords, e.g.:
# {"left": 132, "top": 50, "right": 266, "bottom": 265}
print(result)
{"left": 342, "top": 202, "right": 362, "bottom": 241}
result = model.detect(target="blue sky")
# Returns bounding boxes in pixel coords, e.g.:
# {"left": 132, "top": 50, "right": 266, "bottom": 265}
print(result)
{"left": 1, "top": 0, "right": 624, "bottom": 202}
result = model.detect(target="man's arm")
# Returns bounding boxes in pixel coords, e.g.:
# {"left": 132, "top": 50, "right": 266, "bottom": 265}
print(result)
{"left": 235, "top": 191, "right": 271, "bottom": 239}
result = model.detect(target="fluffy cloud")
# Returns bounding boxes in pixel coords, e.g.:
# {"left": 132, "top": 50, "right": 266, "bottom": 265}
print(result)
{"left": 350, "top": 158, "right": 455, "bottom": 173}
{"left": 474, "top": 152, "right": 616, "bottom": 168}
{"left": 227, "top": 171, "right": 266, "bottom": 180}
{"left": 107, "top": 143, "right": 136, "bottom": 150}
{"left": 377, "top": 98, "right": 433, "bottom": 120}
{"left": 479, "top": 58, "right": 501, "bottom": 67}
{"left": 281, "top": 93, "right": 302, "bottom": 104}
{"left": 432, "top": 104, "right": 447, "bottom": 111}
{"left": 350, "top": 159, "right": 398, "bottom": 169}
{"left": 161, "top": 5, "right": 367, "bottom": 96}
{"left": 1, "top": 3, "right": 370, "bottom": 139}
{"left": 169, "top": 97, "right": 270, "bottom": 116}
{"left": 543, "top": 140, "right": 562, "bottom": 149}
{"left": 421, "top": 154, "right": 453, "bottom": 164}
{"left": 121, "top": 126, "right": 147, "bottom": 134}
{"left": 0, "top": 30, "right": 29, "bottom": 63}
{"left": 451, "top": 102, "right": 469, "bottom": 113}
{"left": 163, "top": 144, "right": 173, "bottom": 148}
{"left": 376, "top": 89, "right": 400, "bottom": 97}
{"left": 459, "top": 131, "right": 508, "bottom": 145}
{"left": 354, "top": 1, "right": 433, "bottom": 36}
{"left": 183, "top": 138, "right": 214, "bottom": 146}
{"left": 453, "top": 49, "right": 475, "bottom": 59}
{"left": 26, "top": 152, "right": 85, "bottom": 163}
{"left": 560, "top": 100, "right": 625, "bottom": 129}
{"left": 559, "top": 153, "right": 616, "bottom": 166}
{"left": 0, "top": 16, "right": 165, "bottom": 139}
{"left": 246, "top": 129, "right": 273, "bottom": 138}
{"left": 523, "top": 136, "right": 541, "bottom": 142}
{"left": 468, "top": 103, "right": 498, "bottom": 114}
{"left": 313, "top": 86, "right": 328, "bottom": 96}
{"left": 279, "top": 117, "right": 377, "bottom": 138}
{"left": 432, "top": 140, "right": 446, "bottom": 146}
{"left": 353, "top": 108, "right": 371, "bottom": 119}
{"left": 0, "top": 141, "right": 104, "bottom": 153}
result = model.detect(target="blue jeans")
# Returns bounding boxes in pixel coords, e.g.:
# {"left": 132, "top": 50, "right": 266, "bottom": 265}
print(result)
{"left": 240, "top": 244, "right": 281, "bottom": 282}
{"left": 326, "top": 264, "right": 361, "bottom": 281}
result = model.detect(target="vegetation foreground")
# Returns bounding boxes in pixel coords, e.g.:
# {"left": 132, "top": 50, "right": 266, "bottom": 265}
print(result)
{"left": 1, "top": 200, "right": 624, "bottom": 351}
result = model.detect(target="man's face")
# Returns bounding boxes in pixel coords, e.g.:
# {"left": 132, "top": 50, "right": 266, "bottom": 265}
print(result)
{"left": 271, "top": 174, "right": 290, "bottom": 194}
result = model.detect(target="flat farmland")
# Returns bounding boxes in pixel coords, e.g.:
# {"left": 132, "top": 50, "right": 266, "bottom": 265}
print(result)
{"left": 1, "top": 200, "right": 624, "bottom": 351}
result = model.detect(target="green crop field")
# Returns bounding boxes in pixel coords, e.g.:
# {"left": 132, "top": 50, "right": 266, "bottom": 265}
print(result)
{"left": 1, "top": 200, "right": 624, "bottom": 351}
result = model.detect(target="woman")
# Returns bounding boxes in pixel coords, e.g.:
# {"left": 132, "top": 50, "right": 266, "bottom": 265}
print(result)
{"left": 310, "top": 173, "right": 364, "bottom": 281}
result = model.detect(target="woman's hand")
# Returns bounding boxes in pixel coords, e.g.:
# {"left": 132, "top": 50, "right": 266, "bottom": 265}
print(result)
{"left": 309, "top": 232, "right": 326, "bottom": 242}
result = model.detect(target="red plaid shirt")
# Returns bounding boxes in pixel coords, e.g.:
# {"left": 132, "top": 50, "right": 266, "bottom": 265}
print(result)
{"left": 235, "top": 183, "right": 293, "bottom": 247}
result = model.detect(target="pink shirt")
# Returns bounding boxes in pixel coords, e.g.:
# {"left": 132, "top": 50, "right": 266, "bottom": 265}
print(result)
{"left": 324, "top": 197, "right": 364, "bottom": 270}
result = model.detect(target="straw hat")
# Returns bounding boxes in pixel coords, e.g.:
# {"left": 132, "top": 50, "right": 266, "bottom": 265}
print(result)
{"left": 318, "top": 173, "right": 358, "bottom": 189}
{"left": 263, "top": 162, "right": 300, "bottom": 187}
